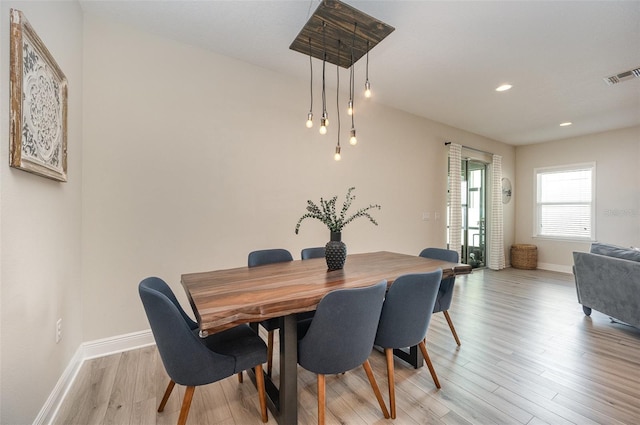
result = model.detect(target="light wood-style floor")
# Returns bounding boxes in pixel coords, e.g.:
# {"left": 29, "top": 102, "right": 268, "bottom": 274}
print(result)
{"left": 54, "top": 268, "right": 640, "bottom": 425}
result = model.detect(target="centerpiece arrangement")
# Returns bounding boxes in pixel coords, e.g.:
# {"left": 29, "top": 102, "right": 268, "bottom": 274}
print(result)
{"left": 295, "top": 187, "right": 381, "bottom": 270}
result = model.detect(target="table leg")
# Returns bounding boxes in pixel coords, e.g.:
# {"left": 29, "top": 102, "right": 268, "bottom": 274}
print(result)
{"left": 248, "top": 315, "right": 298, "bottom": 424}
{"left": 278, "top": 314, "right": 298, "bottom": 425}
{"left": 392, "top": 345, "right": 423, "bottom": 369}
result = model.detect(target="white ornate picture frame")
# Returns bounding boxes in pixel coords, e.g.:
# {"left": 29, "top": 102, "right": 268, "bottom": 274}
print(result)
{"left": 10, "top": 9, "right": 68, "bottom": 182}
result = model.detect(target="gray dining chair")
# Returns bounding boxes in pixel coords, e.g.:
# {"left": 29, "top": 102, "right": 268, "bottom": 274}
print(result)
{"left": 248, "top": 248, "right": 294, "bottom": 267}
{"left": 374, "top": 271, "right": 443, "bottom": 419}
{"left": 301, "top": 246, "right": 326, "bottom": 260}
{"left": 419, "top": 247, "right": 462, "bottom": 346}
{"left": 297, "top": 280, "right": 390, "bottom": 425}
{"left": 139, "top": 277, "right": 268, "bottom": 425}
{"left": 248, "top": 248, "right": 294, "bottom": 376}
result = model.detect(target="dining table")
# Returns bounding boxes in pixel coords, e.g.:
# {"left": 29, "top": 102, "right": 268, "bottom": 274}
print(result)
{"left": 181, "top": 251, "right": 472, "bottom": 425}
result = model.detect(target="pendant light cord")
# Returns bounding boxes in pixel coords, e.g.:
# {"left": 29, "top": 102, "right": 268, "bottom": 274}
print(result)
{"left": 350, "top": 23, "right": 357, "bottom": 128}
{"left": 366, "top": 40, "right": 370, "bottom": 81}
{"left": 336, "top": 40, "right": 341, "bottom": 148}
{"left": 322, "top": 22, "right": 327, "bottom": 118}
{"left": 308, "top": 37, "right": 313, "bottom": 112}
{"left": 322, "top": 56, "right": 326, "bottom": 115}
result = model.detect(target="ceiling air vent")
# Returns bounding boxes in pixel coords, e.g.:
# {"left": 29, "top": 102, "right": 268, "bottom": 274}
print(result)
{"left": 603, "top": 67, "right": 640, "bottom": 85}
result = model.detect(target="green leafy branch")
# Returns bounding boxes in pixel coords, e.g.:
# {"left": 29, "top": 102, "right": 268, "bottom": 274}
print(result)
{"left": 295, "top": 187, "right": 381, "bottom": 234}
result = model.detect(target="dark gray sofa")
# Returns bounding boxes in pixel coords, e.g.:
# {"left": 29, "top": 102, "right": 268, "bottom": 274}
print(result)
{"left": 573, "top": 242, "right": 640, "bottom": 328}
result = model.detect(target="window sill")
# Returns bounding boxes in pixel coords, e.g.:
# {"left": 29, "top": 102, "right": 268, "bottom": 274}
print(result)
{"left": 533, "top": 235, "right": 595, "bottom": 243}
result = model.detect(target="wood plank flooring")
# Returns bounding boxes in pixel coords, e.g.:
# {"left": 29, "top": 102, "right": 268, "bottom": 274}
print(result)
{"left": 53, "top": 268, "right": 640, "bottom": 424}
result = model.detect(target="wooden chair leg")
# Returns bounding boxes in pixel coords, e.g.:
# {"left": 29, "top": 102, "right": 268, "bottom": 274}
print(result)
{"left": 254, "top": 364, "right": 268, "bottom": 423}
{"left": 419, "top": 340, "right": 441, "bottom": 389}
{"left": 384, "top": 348, "right": 397, "bottom": 419}
{"left": 158, "top": 380, "right": 175, "bottom": 412}
{"left": 362, "top": 359, "right": 390, "bottom": 419}
{"left": 317, "top": 374, "right": 326, "bottom": 425}
{"left": 443, "top": 310, "right": 461, "bottom": 346}
{"left": 267, "top": 330, "right": 274, "bottom": 376}
{"left": 238, "top": 372, "right": 243, "bottom": 383}
{"left": 177, "top": 386, "right": 195, "bottom": 425}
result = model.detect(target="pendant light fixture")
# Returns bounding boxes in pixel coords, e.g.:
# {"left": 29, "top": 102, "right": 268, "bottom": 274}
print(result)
{"left": 364, "top": 41, "right": 372, "bottom": 98}
{"left": 319, "top": 22, "right": 328, "bottom": 135}
{"left": 349, "top": 24, "right": 357, "bottom": 146}
{"left": 347, "top": 23, "right": 355, "bottom": 117}
{"left": 305, "top": 37, "right": 313, "bottom": 128}
{"left": 319, "top": 52, "right": 328, "bottom": 135}
{"left": 289, "top": 0, "right": 394, "bottom": 159}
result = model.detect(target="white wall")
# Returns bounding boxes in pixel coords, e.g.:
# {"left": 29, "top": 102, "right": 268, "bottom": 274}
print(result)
{"left": 515, "top": 126, "right": 640, "bottom": 272}
{"left": 81, "top": 14, "right": 516, "bottom": 342}
{"left": 0, "top": 1, "right": 83, "bottom": 424}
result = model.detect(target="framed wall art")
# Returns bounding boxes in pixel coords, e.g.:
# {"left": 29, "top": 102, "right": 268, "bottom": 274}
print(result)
{"left": 10, "top": 9, "right": 68, "bottom": 182}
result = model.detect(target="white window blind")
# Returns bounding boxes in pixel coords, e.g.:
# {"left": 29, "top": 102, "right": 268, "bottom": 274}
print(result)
{"left": 534, "top": 163, "right": 595, "bottom": 240}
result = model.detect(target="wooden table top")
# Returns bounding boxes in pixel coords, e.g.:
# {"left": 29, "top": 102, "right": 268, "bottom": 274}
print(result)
{"left": 181, "top": 251, "right": 472, "bottom": 335}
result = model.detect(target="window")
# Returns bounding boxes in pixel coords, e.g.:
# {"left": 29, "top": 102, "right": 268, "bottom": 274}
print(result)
{"left": 534, "top": 163, "right": 595, "bottom": 241}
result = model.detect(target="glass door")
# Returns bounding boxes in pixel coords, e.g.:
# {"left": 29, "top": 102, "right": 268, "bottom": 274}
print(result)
{"left": 461, "top": 159, "right": 486, "bottom": 268}
{"left": 446, "top": 157, "right": 487, "bottom": 268}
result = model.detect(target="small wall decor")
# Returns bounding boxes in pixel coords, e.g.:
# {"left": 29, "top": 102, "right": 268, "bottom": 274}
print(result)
{"left": 501, "top": 177, "right": 512, "bottom": 204}
{"left": 10, "top": 9, "right": 68, "bottom": 182}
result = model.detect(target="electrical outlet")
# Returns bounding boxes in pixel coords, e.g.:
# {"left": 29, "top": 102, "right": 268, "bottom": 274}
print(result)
{"left": 56, "top": 318, "right": 62, "bottom": 343}
{"left": 422, "top": 212, "right": 430, "bottom": 221}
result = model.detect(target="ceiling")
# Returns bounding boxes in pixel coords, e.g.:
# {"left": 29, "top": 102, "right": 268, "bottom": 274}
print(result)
{"left": 79, "top": 0, "right": 640, "bottom": 146}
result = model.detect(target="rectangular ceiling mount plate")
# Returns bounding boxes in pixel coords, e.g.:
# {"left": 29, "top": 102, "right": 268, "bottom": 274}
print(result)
{"left": 289, "top": 0, "right": 395, "bottom": 69}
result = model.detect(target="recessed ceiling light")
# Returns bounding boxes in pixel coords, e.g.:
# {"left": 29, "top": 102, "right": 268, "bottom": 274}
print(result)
{"left": 496, "top": 84, "right": 512, "bottom": 92}
{"left": 559, "top": 122, "right": 572, "bottom": 127}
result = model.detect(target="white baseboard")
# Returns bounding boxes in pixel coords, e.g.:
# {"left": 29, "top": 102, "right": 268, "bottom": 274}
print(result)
{"left": 32, "top": 345, "right": 84, "bottom": 425}
{"left": 35, "top": 329, "right": 154, "bottom": 425}
{"left": 82, "top": 329, "right": 154, "bottom": 360}
{"left": 537, "top": 262, "right": 573, "bottom": 274}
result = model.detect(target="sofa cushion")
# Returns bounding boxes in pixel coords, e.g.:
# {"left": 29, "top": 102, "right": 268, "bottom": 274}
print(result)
{"left": 590, "top": 242, "right": 640, "bottom": 262}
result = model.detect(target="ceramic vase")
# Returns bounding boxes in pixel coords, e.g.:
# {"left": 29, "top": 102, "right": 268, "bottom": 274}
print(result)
{"left": 325, "top": 231, "right": 347, "bottom": 271}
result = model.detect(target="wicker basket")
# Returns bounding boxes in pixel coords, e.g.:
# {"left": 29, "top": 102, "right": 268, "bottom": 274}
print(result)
{"left": 511, "top": 244, "right": 538, "bottom": 269}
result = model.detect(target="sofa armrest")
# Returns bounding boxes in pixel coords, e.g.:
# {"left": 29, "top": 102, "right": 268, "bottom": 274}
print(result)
{"left": 573, "top": 251, "right": 640, "bottom": 328}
